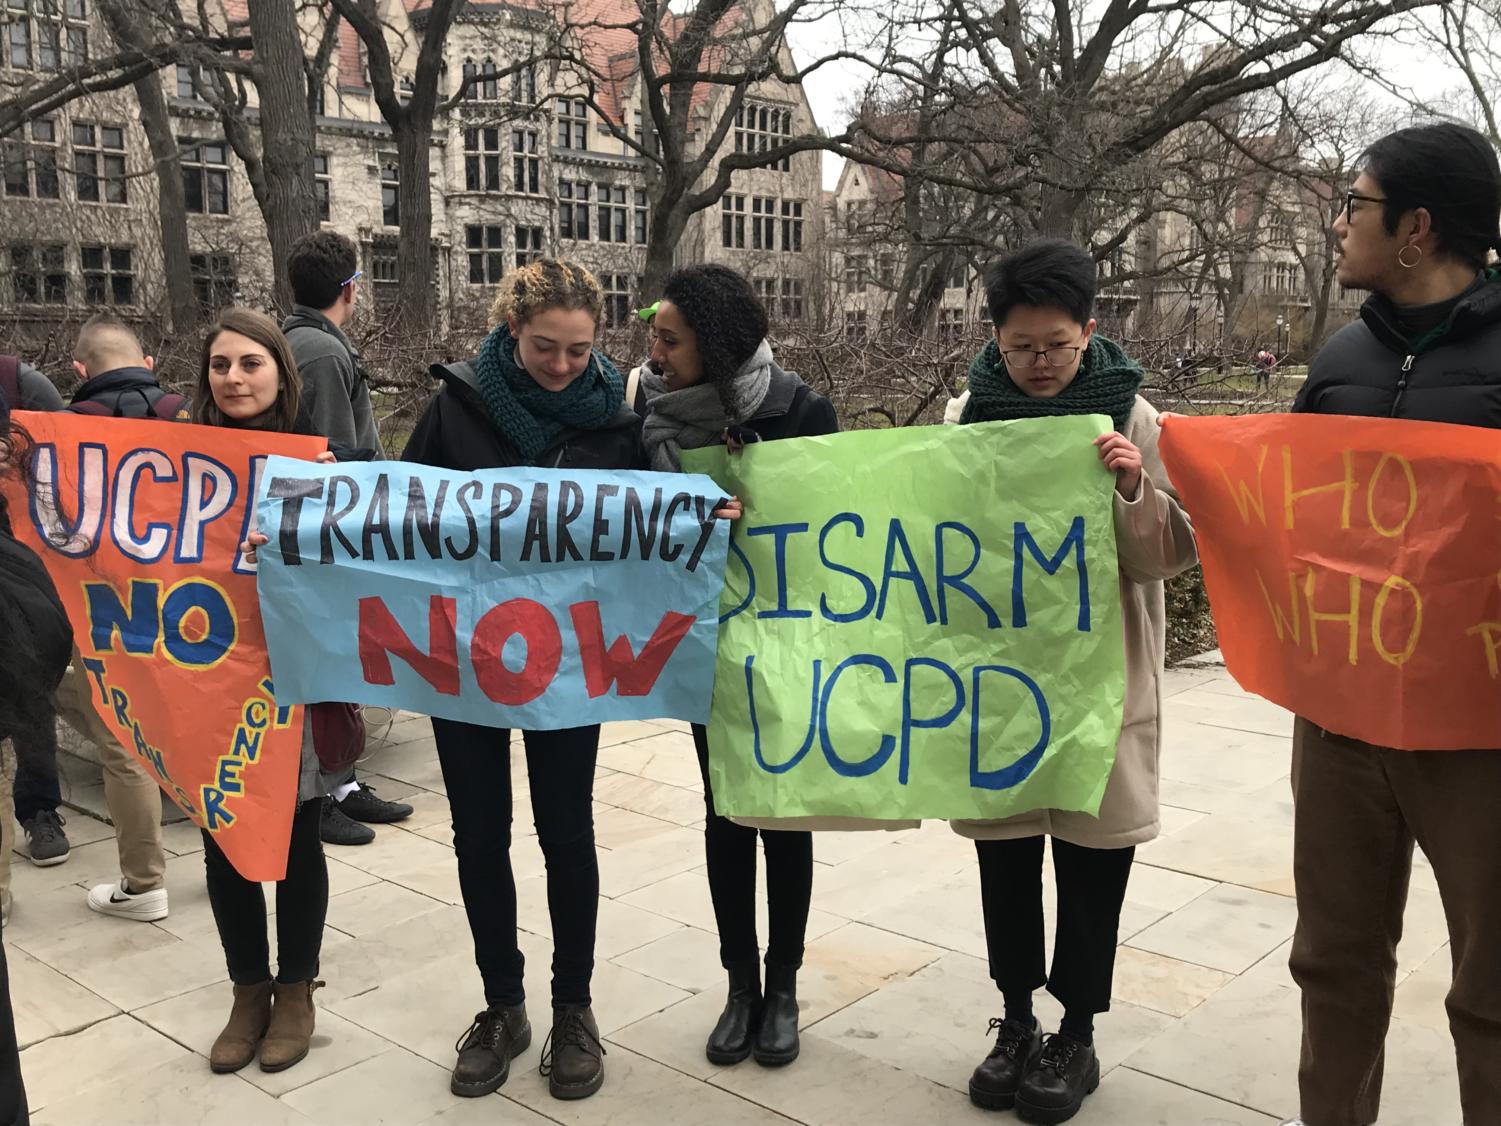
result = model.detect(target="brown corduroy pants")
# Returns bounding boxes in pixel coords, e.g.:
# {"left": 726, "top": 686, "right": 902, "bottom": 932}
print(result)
{"left": 1290, "top": 717, "right": 1501, "bottom": 1126}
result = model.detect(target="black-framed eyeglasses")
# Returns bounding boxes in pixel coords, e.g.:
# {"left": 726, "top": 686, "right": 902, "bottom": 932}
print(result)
{"left": 1339, "top": 191, "right": 1386, "bottom": 222}
{"left": 1000, "top": 345, "right": 1083, "bottom": 369}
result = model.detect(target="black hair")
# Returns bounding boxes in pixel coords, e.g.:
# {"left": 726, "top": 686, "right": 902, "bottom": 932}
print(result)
{"left": 985, "top": 239, "right": 1096, "bottom": 328}
{"left": 1362, "top": 123, "right": 1501, "bottom": 269}
{"left": 661, "top": 264, "right": 769, "bottom": 417}
{"left": 287, "top": 229, "right": 359, "bottom": 309}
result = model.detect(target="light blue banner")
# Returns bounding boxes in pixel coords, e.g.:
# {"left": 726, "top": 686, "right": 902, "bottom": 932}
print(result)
{"left": 253, "top": 458, "right": 730, "bottom": 730}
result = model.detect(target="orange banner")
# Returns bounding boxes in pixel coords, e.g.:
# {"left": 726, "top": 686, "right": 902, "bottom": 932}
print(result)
{"left": 1159, "top": 413, "right": 1501, "bottom": 750}
{"left": 4, "top": 413, "right": 325, "bottom": 879}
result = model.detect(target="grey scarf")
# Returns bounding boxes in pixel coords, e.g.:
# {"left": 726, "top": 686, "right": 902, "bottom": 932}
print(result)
{"left": 641, "top": 338, "right": 774, "bottom": 472}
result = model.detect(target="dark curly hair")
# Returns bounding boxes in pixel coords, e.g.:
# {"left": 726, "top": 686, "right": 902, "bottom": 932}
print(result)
{"left": 661, "top": 264, "right": 769, "bottom": 418}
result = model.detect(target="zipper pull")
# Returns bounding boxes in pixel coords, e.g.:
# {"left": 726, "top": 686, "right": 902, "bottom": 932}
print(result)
{"left": 1401, "top": 354, "right": 1415, "bottom": 372}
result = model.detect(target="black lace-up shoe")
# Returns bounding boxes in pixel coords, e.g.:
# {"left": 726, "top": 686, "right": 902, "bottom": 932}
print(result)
{"left": 969, "top": 1016, "right": 1043, "bottom": 1110}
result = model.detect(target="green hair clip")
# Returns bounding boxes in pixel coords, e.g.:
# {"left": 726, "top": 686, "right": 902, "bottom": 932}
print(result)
{"left": 636, "top": 300, "right": 659, "bottom": 324}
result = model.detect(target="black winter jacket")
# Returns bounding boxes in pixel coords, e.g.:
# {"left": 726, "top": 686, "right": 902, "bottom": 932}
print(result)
{"left": 69, "top": 367, "right": 187, "bottom": 419}
{"left": 401, "top": 359, "right": 644, "bottom": 471}
{"left": 1295, "top": 274, "right": 1501, "bottom": 427}
{"left": 632, "top": 361, "right": 840, "bottom": 444}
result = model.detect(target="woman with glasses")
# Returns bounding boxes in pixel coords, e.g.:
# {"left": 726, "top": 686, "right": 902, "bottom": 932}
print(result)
{"left": 955, "top": 239, "right": 1197, "bottom": 1125}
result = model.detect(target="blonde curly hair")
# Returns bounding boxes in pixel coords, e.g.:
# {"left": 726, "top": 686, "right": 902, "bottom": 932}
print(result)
{"left": 488, "top": 258, "right": 605, "bottom": 328}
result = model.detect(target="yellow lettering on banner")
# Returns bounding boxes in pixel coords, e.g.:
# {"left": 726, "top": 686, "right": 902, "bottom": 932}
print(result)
{"left": 1465, "top": 623, "right": 1501, "bottom": 679}
{"left": 1303, "top": 569, "right": 1361, "bottom": 666}
{"left": 1370, "top": 576, "right": 1422, "bottom": 666}
{"left": 1255, "top": 570, "right": 1302, "bottom": 645}
{"left": 1218, "top": 444, "right": 1271, "bottom": 527}
{"left": 1365, "top": 455, "right": 1418, "bottom": 539}
{"left": 1283, "top": 447, "right": 1355, "bottom": 531}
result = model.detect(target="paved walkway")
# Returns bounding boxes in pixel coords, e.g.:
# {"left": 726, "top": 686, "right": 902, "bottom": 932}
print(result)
{"left": 8, "top": 656, "right": 1462, "bottom": 1125}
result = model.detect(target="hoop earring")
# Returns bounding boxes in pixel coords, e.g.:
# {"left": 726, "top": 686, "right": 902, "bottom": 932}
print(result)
{"left": 1397, "top": 245, "right": 1423, "bottom": 269}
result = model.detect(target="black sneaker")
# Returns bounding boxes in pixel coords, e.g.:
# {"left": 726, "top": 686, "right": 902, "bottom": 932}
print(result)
{"left": 969, "top": 1016, "right": 1043, "bottom": 1110}
{"left": 1016, "top": 1033, "right": 1100, "bottom": 1124}
{"left": 336, "top": 783, "right": 413, "bottom": 824}
{"left": 319, "top": 798, "right": 375, "bottom": 846}
{"left": 22, "top": 810, "right": 70, "bottom": 867}
{"left": 451, "top": 1003, "right": 531, "bottom": 1097}
{"left": 540, "top": 1004, "right": 605, "bottom": 1100}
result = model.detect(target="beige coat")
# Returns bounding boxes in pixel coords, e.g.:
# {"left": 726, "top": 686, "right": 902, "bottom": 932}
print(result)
{"left": 951, "top": 395, "right": 1198, "bottom": 848}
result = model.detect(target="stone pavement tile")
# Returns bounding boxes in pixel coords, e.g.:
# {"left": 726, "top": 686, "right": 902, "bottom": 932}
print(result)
{"left": 20, "top": 1013, "right": 191, "bottom": 1113}
{"left": 384, "top": 856, "right": 467, "bottom": 907}
{"left": 709, "top": 1026, "right": 997, "bottom": 1124}
{"left": 414, "top": 1095, "right": 559, "bottom": 1126}
{"left": 504, "top": 1043, "right": 803, "bottom": 1125}
{"left": 8, "top": 838, "right": 123, "bottom": 894}
{"left": 369, "top": 745, "right": 449, "bottom": 796}
{"left": 809, "top": 825, "right": 916, "bottom": 868}
{"left": 1244, "top": 939, "right": 1293, "bottom": 986}
{"left": 799, "top": 922, "right": 945, "bottom": 1024}
{"left": 611, "top": 924, "right": 723, "bottom": 994}
{"left": 597, "top": 729, "right": 703, "bottom": 790}
{"left": 1393, "top": 945, "right": 1452, "bottom": 1033}
{"left": 8, "top": 945, "right": 117, "bottom": 1048}
{"left": 159, "top": 817, "right": 207, "bottom": 857}
{"left": 31, "top": 1054, "right": 315, "bottom": 1126}
{"left": 31, "top": 809, "right": 118, "bottom": 850}
{"left": 1161, "top": 667, "right": 1225, "bottom": 697}
{"left": 857, "top": 870, "right": 987, "bottom": 959}
{"left": 1138, "top": 814, "right": 1297, "bottom": 895}
{"left": 1126, "top": 974, "right": 1463, "bottom": 1125}
{"left": 1157, "top": 803, "right": 1208, "bottom": 836}
{"left": 1109, "top": 946, "right": 1233, "bottom": 1018}
{"left": 596, "top": 826, "right": 705, "bottom": 896}
{"left": 592, "top": 773, "right": 703, "bottom": 826}
{"left": 607, "top": 988, "right": 727, "bottom": 1080}
{"left": 592, "top": 806, "right": 682, "bottom": 850}
{"left": 1127, "top": 884, "right": 1298, "bottom": 974}
{"left": 135, "top": 980, "right": 393, "bottom": 1096}
{"left": 359, "top": 780, "right": 455, "bottom": 831}
{"left": 1124, "top": 863, "right": 1218, "bottom": 914}
{"left": 63, "top": 924, "right": 230, "bottom": 1011}
{"left": 331, "top": 823, "right": 456, "bottom": 879}
{"left": 598, "top": 719, "right": 680, "bottom": 749}
{"left": 804, "top": 836, "right": 973, "bottom": 922}
{"left": 617, "top": 867, "right": 844, "bottom": 944}
{"left": 589, "top": 955, "right": 694, "bottom": 1035}
{"left": 316, "top": 905, "right": 478, "bottom": 1004}
{"left": 281, "top": 1045, "right": 471, "bottom": 1125}
{"left": 326, "top": 950, "right": 490, "bottom": 1069}
{"left": 1, "top": 883, "right": 103, "bottom": 955}
{"left": 1158, "top": 726, "right": 1293, "bottom": 794}
{"left": 1393, "top": 884, "right": 1456, "bottom": 978}
{"left": 812, "top": 952, "right": 1171, "bottom": 1095}
{"left": 325, "top": 880, "right": 450, "bottom": 937}
{"left": 1071, "top": 1066, "right": 1277, "bottom": 1125}
{"left": 1158, "top": 778, "right": 1294, "bottom": 824}
{"left": 1169, "top": 688, "right": 1293, "bottom": 739}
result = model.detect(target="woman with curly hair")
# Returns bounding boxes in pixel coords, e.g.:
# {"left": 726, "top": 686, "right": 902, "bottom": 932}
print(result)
{"left": 640, "top": 263, "right": 837, "bottom": 1069}
{"left": 402, "top": 258, "right": 639, "bottom": 1102}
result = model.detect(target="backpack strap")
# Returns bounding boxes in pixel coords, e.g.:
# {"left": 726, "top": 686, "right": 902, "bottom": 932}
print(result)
{"left": 153, "top": 393, "right": 189, "bottom": 421}
{"left": 0, "top": 356, "right": 19, "bottom": 410}
{"left": 67, "top": 400, "right": 113, "bottom": 416}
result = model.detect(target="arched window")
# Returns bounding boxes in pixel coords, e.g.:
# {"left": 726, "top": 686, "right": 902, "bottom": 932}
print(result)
{"left": 480, "top": 57, "right": 498, "bottom": 101}
{"left": 381, "top": 162, "right": 400, "bottom": 227}
{"left": 461, "top": 58, "right": 476, "bottom": 101}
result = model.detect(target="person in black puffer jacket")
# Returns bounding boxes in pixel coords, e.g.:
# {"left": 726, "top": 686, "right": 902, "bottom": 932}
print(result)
{"left": 403, "top": 259, "right": 633, "bottom": 1104}
{"left": 1287, "top": 122, "right": 1501, "bottom": 1126}
{"left": 637, "top": 264, "right": 837, "bottom": 1073}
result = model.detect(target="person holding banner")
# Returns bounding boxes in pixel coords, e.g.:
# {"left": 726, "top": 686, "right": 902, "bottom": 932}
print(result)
{"left": 955, "top": 240, "right": 1197, "bottom": 1123}
{"left": 1282, "top": 123, "right": 1501, "bottom": 1126}
{"left": 640, "top": 263, "right": 836, "bottom": 1070}
{"left": 401, "top": 259, "right": 637, "bottom": 1102}
{"left": 194, "top": 308, "right": 350, "bottom": 1077}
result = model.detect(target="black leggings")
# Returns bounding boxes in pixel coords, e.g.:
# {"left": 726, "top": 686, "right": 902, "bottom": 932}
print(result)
{"left": 693, "top": 723, "right": 813, "bottom": 969}
{"left": 976, "top": 835, "right": 1135, "bottom": 1015}
{"left": 202, "top": 797, "right": 328, "bottom": 984}
{"left": 433, "top": 717, "right": 599, "bottom": 1008}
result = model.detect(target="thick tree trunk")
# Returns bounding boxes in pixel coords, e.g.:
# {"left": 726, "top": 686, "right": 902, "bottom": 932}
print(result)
{"left": 95, "top": 0, "right": 198, "bottom": 334}
{"left": 641, "top": 200, "right": 688, "bottom": 302}
{"left": 246, "top": 0, "right": 318, "bottom": 313}
{"left": 394, "top": 111, "right": 436, "bottom": 329}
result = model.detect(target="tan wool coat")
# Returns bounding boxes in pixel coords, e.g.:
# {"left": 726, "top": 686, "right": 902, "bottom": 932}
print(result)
{"left": 951, "top": 395, "right": 1198, "bottom": 849}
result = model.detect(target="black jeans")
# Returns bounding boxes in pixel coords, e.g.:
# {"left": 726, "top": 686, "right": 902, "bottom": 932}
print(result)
{"left": 0, "top": 940, "right": 26, "bottom": 1126}
{"left": 693, "top": 723, "right": 813, "bottom": 969}
{"left": 976, "top": 835, "right": 1135, "bottom": 1015}
{"left": 202, "top": 797, "right": 328, "bottom": 984}
{"left": 433, "top": 717, "right": 599, "bottom": 1008}
{"left": 6, "top": 709, "right": 60, "bottom": 825}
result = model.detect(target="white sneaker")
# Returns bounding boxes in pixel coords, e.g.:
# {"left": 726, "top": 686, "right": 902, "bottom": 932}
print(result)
{"left": 87, "top": 880, "right": 169, "bottom": 922}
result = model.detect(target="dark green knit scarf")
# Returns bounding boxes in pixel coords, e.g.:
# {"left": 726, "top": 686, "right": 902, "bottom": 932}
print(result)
{"left": 474, "top": 322, "right": 624, "bottom": 461}
{"left": 959, "top": 334, "right": 1143, "bottom": 431}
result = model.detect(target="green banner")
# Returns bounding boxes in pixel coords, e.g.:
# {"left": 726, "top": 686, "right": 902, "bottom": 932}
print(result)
{"left": 683, "top": 416, "right": 1124, "bottom": 822}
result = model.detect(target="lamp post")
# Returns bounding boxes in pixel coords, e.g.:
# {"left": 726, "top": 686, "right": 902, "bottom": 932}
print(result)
{"left": 1274, "top": 313, "right": 1284, "bottom": 357}
{"left": 1188, "top": 296, "right": 1199, "bottom": 353}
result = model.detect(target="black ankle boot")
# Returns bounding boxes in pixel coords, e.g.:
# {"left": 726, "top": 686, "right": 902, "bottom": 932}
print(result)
{"left": 753, "top": 962, "right": 800, "bottom": 1067}
{"left": 706, "top": 961, "right": 761, "bottom": 1065}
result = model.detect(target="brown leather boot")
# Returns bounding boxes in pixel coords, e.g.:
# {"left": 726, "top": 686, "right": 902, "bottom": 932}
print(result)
{"left": 210, "top": 981, "right": 273, "bottom": 1074}
{"left": 260, "top": 980, "right": 324, "bottom": 1072}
